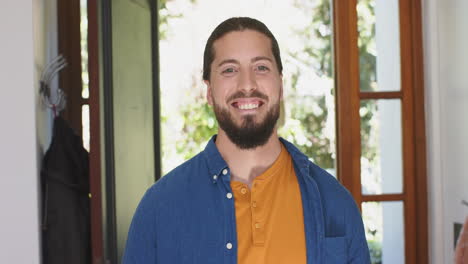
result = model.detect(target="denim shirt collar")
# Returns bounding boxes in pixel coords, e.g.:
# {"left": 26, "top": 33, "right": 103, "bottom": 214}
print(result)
{"left": 202, "top": 135, "right": 229, "bottom": 182}
{"left": 202, "top": 135, "right": 311, "bottom": 182}
{"left": 279, "top": 137, "right": 310, "bottom": 177}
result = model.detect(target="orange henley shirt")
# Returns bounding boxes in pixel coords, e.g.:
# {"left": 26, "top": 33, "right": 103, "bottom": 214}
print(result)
{"left": 230, "top": 145, "right": 307, "bottom": 263}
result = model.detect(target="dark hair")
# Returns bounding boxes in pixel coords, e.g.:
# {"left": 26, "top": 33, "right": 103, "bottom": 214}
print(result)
{"left": 202, "top": 17, "right": 283, "bottom": 81}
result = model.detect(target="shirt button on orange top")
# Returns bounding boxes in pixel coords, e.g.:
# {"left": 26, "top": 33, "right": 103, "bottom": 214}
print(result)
{"left": 241, "top": 187, "right": 247, "bottom": 194}
{"left": 252, "top": 201, "right": 257, "bottom": 208}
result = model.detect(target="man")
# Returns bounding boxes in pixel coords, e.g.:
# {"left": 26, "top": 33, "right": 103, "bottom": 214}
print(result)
{"left": 123, "top": 17, "right": 370, "bottom": 264}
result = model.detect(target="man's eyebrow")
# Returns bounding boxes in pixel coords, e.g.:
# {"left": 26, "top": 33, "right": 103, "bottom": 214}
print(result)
{"left": 251, "top": 56, "right": 273, "bottom": 63}
{"left": 217, "top": 56, "right": 273, "bottom": 67}
{"left": 217, "top": 59, "right": 239, "bottom": 67}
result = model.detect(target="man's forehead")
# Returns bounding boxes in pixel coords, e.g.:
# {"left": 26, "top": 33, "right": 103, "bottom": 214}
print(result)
{"left": 212, "top": 30, "right": 273, "bottom": 59}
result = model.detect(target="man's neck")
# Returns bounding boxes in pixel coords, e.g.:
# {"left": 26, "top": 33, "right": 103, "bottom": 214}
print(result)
{"left": 215, "top": 129, "right": 282, "bottom": 186}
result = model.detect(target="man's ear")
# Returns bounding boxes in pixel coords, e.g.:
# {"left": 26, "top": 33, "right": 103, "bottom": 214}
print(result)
{"left": 205, "top": 80, "right": 213, "bottom": 106}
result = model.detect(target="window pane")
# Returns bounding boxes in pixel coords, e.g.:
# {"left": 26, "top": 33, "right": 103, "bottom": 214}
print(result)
{"left": 362, "top": 201, "right": 405, "bottom": 264}
{"left": 80, "top": 0, "right": 89, "bottom": 99}
{"left": 82, "top": 104, "right": 90, "bottom": 151}
{"left": 360, "top": 99, "right": 403, "bottom": 194}
{"left": 159, "top": 0, "right": 336, "bottom": 176}
{"left": 357, "top": 0, "right": 401, "bottom": 91}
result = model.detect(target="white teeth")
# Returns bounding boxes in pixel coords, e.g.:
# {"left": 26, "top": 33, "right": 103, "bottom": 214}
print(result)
{"left": 238, "top": 103, "right": 259, "bottom": 110}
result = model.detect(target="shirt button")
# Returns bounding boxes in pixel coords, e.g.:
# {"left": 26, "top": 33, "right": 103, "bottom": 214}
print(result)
{"left": 241, "top": 187, "right": 247, "bottom": 194}
{"left": 226, "top": 192, "right": 233, "bottom": 199}
{"left": 255, "top": 222, "right": 261, "bottom": 229}
{"left": 252, "top": 201, "right": 257, "bottom": 208}
{"left": 222, "top": 169, "right": 228, "bottom": 175}
{"left": 226, "top": 242, "right": 233, "bottom": 249}
{"left": 213, "top": 175, "right": 217, "bottom": 180}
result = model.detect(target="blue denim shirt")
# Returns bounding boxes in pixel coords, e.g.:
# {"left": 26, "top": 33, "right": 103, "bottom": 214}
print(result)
{"left": 123, "top": 136, "right": 371, "bottom": 263}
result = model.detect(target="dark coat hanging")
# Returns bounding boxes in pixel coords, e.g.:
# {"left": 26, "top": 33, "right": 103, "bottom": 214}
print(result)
{"left": 41, "top": 116, "right": 91, "bottom": 264}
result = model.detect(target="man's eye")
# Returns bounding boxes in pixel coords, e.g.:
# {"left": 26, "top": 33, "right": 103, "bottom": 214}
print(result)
{"left": 257, "top": 65, "right": 269, "bottom": 72}
{"left": 222, "top": 68, "right": 236, "bottom": 74}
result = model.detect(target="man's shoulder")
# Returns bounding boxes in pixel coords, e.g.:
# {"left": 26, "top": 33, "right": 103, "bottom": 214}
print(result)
{"left": 165, "top": 152, "right": 206, "bottom": 181}
{"left": 145, "top": 151, "right": 207, "bottom": 199}
{"left": 307, "top": 161, "right": 353, "bottom": 203}
{"left": 281, "top": 138, "right": 352, "bottom": 203}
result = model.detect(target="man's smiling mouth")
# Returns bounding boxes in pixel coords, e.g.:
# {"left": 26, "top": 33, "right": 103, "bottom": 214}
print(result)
{"left": 238, "top": 103, "right": 259, "bottom": 110}
{"left": 231, "top": 100, "right": 265, "bottom": 110}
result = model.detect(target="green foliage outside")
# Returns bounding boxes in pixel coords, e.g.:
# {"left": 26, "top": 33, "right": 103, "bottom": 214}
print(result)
{"left": 368, "top": 240, "right": 383, "bottom": 264}
{"left": 177, "top": 92, "right": 218, "bottom": 160}
{"left": 158, "top": 0, "right": 182, "bottom": 41}
{"left": 279, "top": 0, "right": 335, "bottom": 169}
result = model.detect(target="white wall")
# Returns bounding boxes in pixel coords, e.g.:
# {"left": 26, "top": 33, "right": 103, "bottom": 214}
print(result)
{"left": 0, "top": 0, "right": 57, "bottom": 263}
{"left": 423, "top": 0, "right": 468, "bottom": 263}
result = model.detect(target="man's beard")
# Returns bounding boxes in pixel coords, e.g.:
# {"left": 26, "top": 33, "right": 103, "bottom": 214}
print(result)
{"left": 212, "top": 96, "right": 280, "bottom": 150}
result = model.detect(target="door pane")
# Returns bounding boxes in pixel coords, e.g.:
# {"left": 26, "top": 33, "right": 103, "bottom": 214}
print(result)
{"left": 360, "top": 99, "right": 403, "bottom": 194}
{"left": 362, "top": 201, "right": 405, "bottom": 264}
{"left": 159, "top": 0, "right": 336, "bottom": 175}
{"left": 82, "top": 104, "right": 90, "bottom": 151}
{"left": 111, "top": 1, "right": 155, "bottom": 261}
{"left": 357, "top": 0, "right": 401, "bottom": 91}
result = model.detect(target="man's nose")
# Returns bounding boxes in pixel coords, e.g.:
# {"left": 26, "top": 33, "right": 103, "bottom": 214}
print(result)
{"left": 238, "top": 70, "right": 257, "bottom": 93}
